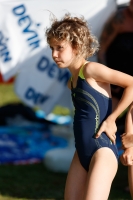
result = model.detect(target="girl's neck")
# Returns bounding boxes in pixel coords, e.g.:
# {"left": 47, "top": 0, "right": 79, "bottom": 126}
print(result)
{"left": 68, "top": 58, "right": 87, "bottom": 79}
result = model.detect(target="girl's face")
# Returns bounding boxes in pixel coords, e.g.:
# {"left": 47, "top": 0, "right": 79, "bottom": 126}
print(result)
{"left": 49, "top": 38, "right": 77, "bottom": 68}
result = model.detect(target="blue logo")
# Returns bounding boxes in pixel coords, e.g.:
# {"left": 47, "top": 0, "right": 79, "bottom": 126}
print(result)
{"left": 12, "top": 4, "right": 41, "bottom": 50}
{"left": 0, "top": 31, "right": 12, "bottom": 63}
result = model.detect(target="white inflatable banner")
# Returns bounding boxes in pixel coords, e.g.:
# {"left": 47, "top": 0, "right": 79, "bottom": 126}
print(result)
{"left": 0, "top": 0, "right": 116, "bottom": 115}
{"left": 117, "top": 0, "right": 130, "bottom": 5}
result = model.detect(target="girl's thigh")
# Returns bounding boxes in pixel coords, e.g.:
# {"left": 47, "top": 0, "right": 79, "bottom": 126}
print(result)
{"left": 83, "top": 147, "right": 118, "bottom": 200}
{"left": 64, "top": 150, "right": 87, "bottom": 200}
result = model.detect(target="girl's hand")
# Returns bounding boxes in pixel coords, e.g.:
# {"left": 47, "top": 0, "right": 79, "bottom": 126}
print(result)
{"left": 121, "top": 132, "right": 133, "bottom": 149}
{"left": 120, "top": 147, "right": 133, "bottom": 166}
{"left": 95, "top": 118, "right": 117, "bottom": 144}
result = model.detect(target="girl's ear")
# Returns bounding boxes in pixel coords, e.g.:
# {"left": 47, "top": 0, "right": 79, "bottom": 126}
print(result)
{"left": 73, "top": 47, "right": 79, "bottom": 56}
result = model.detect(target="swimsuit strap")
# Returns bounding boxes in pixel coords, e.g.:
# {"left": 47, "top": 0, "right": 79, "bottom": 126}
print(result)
{"left": 79, "top": 61, "right": 89, "bottom": 79}
{"left": 71, "top": 77, "right": 73, "bottom": 89}
{"left": 71, "top": 61, "right": 89, "bottom": 88}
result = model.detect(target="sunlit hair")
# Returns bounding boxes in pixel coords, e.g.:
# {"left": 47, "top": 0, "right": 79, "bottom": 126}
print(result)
{"left": 45, "top": 13, "right": 99, "bottom": 59}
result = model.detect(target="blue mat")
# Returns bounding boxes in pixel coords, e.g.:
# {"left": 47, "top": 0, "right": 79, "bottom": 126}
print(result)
{"left": 0, "top": 126, "right": 68, "bottom": 164}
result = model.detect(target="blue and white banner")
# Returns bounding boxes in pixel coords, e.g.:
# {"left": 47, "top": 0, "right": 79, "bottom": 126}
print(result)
{"left": 0, "top": 0, "right": 116, "bottom": 115}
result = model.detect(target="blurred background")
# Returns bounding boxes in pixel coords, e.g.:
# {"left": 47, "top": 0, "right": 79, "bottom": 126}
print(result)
{"left": 0, "top": 0, "right": 132, "bottom": 199}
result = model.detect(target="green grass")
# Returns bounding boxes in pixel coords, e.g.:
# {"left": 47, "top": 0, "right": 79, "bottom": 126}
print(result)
{"left": 0, "top": 162, "right": 131, "bottom": 200}
{"left": 0, "top": 163, "right": 67, "bottom": 200}
{"left": 0, "top": 84, "right": 20, "bottom": 107}
{"left": 0, "top": 83, "right": 132, "bottom": 200}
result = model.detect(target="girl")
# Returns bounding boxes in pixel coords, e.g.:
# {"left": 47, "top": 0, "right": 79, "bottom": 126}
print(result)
{"left": 45, "top": 13, "right": 133, "bottom": 200}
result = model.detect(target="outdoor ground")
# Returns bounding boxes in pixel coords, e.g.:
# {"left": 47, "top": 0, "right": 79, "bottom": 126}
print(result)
{"left": 0, "top": 83, "right": 132, "bottom": 200}
{"left": 0, "top": 162, "right": 131, "bottom": 200}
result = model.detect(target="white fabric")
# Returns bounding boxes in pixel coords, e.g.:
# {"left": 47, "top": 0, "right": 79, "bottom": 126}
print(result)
{"left": 0, "top": 0, "right": 116, "bottom": 114}
{"left": 117, "top": 0, "right": 130, "bottom": 5}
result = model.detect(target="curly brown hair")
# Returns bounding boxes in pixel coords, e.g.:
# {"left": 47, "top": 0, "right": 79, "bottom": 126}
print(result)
{"left": 45, "top": 13, "right": 99, "bottom": 59}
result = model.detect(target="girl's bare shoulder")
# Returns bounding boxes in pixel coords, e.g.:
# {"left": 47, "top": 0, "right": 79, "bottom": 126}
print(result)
{"left": 84, "top": 61, "right": 104, "bottom": 76}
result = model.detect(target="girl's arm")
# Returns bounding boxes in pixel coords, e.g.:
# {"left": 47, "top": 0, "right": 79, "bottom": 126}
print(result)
{"left": 121, "top": 103, "right": 133, "bottom": 149}
{"left": 84, "top": 62, "right": 133, "bottom": 144}
{"left": 120, "top": 147, "right": 133, "bottom": 166}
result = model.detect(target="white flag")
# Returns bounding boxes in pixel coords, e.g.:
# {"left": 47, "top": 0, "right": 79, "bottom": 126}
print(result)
{"left": 0, "top": 0, "right": 116, "bottom": 115}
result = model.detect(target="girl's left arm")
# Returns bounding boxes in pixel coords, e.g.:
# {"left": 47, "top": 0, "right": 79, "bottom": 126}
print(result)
{"left": 84, "top": 62, "right": 133, "bottom": 144}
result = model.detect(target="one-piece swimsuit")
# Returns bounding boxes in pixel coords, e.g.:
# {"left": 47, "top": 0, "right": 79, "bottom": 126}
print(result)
{"left": 71, "top": 63, "right": 119, "bottom": 171}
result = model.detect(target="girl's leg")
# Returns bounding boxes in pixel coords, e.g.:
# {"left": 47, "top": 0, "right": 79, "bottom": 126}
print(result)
{"left": 128, "top": 165, "right": 133, "bottom": 199}
{"left": 83, "top": 147, "right": 118, "bottom": 200}
{"left": 64, "top": 151, "right": 87, "bottom": 200}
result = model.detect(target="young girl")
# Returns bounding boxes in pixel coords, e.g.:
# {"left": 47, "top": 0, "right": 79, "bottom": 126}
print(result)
{"left": 45, "top": 13, "right": 133, "bottom": 200}
{"left": 121, "top": 102, "right": 133, "bottom": 199}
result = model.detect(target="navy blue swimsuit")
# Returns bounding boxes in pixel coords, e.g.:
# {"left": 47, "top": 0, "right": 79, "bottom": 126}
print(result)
{"left": 71, "top": 66, "right": 119, "bottom": 171}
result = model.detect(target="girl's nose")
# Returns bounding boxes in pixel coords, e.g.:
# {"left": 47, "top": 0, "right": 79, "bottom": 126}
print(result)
{"left": 52, "top": 50, "right": 58, "bottom": 58}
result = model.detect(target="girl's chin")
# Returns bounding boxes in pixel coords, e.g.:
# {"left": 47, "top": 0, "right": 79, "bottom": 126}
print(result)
{"left": 56, "top": 63, "right": 67, "bottom": 68}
